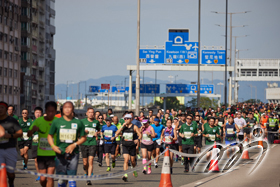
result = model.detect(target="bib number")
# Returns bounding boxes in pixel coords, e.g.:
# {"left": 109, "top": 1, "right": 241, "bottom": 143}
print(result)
{"left": 0, "top": 131, "right": 8, "bottom": 144}
{"left": 86, "top": 128, "right": 96, "bottom": 137}
{"left": 156, "top": 139, "right": 161, "bottom": 145}
{"left": 249, "top": 123, "right": 254, "bottom": 127}
{"left": 227, "top": 128, "right": 234, "bottom": 135}
{"left": 184, "top": 132, "right": 191, "bottom": 139}
{"left": 218, "top": 122, "right": 223, "bottom": 126}
{"left": 23, "top": 132, "right": 29, "bottom": 140}
{"left": 198, "top": 130, "right": 202, "bottom": 136}
{"left": 269, "top": 122, "right": 276, "bottom": 127}
{"left": 33, "top": 135, "right": 39, "bottom": 143}
{"left": 142, "top": 134, "right": 150, "bottom": 141}
{"left": 209, "top": 134, "right": 215, "bottom": 141}
{"left": 39, "top": 138, "right": 52, "bottom": 150}
{"left": 165, "top": 136, "right": 172, "bottom": 143}
{"left": 104, "top": 130, "right": 113, "bottom": 138}
{"left": 59, "top": 129, "right": 76, "bottom": 143}
{"left": 123, "top": 132, "right": 133, "bottom": 141}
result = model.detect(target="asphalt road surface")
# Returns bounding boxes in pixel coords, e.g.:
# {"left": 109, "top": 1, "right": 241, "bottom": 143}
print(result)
{"left": 12, "top": 141, "right": 278, "bottom": 187}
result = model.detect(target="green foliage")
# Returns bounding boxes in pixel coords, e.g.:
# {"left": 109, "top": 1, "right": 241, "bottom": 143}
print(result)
{"left": 244, "top": 99, "right": 261, "bottom": 104}
{"left": 155, "top": 97, "right": 185, "bottom": 111}
{"left": 186, "top": 97, "right": 219, "bottom": 109}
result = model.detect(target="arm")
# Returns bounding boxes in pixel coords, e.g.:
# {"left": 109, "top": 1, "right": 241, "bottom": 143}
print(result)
{"left": 160, "top": 129, "right": 165, "bottom": 142}
{"left": 134, "top": 125, "right": 142, "bottom": 140}
{"left": 48, "top": 134, "right": 61, "bottom": 154}
{"left": 150, "top": 127, "right": 156, "bottom": 138}
{"left": 235, "top": 124, "right": 240, "bottom": 133}
{"left": 4, "top": 129, "right": 23, "bottom": 139}
{"left": 115, "top": 123, "right": 125, "bottom": 136}
{"left": 65, "top": 135, "right": 87, "bottom": 154}
{"left": 28, "top": 123, "right": 39, "bottom": 137}
{"left": 173, "top": 129, "right": 178, "bottom": 141}
{"left": 0, "top": 125, "right": 5, "bottom": 138}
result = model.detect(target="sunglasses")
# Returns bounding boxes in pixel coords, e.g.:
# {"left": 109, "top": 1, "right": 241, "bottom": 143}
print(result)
{"left": 22, "top": 113, "right": 27, "bottom": 114}
{"left": 186, "top": 118, "right": 192, "bottom": 120}
{"left": 124, "top": 118, "right": 130, "bottom": 120}
{"left": 98, "top": 118, "right": 103, "bottom": 119}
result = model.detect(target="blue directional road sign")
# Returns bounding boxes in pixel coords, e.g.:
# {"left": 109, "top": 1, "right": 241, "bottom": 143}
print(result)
{"left": 132, "top": 84, "right": 160, "bottom": 94}
{"left": 168, "top": 29, "right": 189, "bottom": 44}
{"left": 139, "top": 49, "right": 165, "bottom": 64}
{"left": 188, "top": 84, "right": 214, "bottom": 94}
{"left": 89, "top": 86, "right": 108, "bottom": 93}
{"left": 201, "top": 50, "right": 226, "bottom": 65}
{"left": 166, "top": 84, "right": 189, "bottom": 94}
{"left": 165, "top": 41, "right": 199, "bottom": 64}
{"left": 111, "top": 86, "right": 129, "bottom": 93}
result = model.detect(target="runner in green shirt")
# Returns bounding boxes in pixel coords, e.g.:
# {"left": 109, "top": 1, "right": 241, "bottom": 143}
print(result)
{"left": 30, "top": 106, "right": 43, "bottom": 182}
{"left": 7, "top": 105, "right": 19, "bottom": 121}
{"left": 18, "top": 108, "right": 33, "bottom": 170}
{"left": 161, "top": 113, "right": 170, "bottom": 127}
{"left": 28, "top": 102, "right": 57, "bottom": 187}
{"left": 80, "top": 107, "right": 100, "bottom": 186}
{"left": 97, "top": 113, "right": 106, "bottom": 167}
{"left": 112, "top": 116, "right": 122, "bottom": 158}
{"left": 179, "top": 114, "right": 198, "bottom": 172}
{"left": 203, "top": 117, "right": 220, "bottom": 164}
{"left": 48, "top": 101, "right": 86, "bottom": 187}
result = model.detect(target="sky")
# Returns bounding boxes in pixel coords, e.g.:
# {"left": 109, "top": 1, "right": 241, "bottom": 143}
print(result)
{"left": 54, "top": 0, "right": 280, "bottom": 85}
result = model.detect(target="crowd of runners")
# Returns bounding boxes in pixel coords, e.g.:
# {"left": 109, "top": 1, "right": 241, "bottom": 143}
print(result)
{"left": 0, "top": 100, "right": 279, "bottom": 187}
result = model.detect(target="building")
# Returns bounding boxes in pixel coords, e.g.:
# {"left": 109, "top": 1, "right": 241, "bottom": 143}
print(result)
{"left": 266, "top": 83, "right": 280, "bottom": 104}
{"left": 20, "top": 0, "right": 55, "bottom": 113}
{"left": 0, "top": 0, "right": 21, "bottom": 114}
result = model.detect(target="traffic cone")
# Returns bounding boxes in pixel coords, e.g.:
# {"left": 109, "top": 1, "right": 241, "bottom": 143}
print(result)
{"left": 258, "top": 140, "right": 263, "bottom": 148}
{"left": 209, "top": 142, "right": 219, "bottom": 172}
{"left": 242, "top": 138, "right": 250, "bottom": 159}
{"left": 159, "top": 148, "right": 173, "bottom": 187}
{"left": 0, "top": 163, "right": 7, "bottom": 187}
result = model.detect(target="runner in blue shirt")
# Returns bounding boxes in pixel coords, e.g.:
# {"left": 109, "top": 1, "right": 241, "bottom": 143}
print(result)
{"left": 101, "top": 117, "right": 118, "bottom": 172}
{"left": 151, "top": 118, "right": 165, "bottom": 168}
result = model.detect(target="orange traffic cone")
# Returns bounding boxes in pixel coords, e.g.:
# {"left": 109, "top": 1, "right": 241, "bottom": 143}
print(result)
{"left": 159, "top": 148, "right": 173, "bottom": 187}
{"left": 242, "top": 138, "right": 250, "bottom": 159}
{"left": 258, "top": 140, "right": 263, "bottom": 148}
{"left": 209, "top": 142, "right": 219, "bottom": 172}
{"left": 0, "top": 163, "right": 7, "bottom": 187}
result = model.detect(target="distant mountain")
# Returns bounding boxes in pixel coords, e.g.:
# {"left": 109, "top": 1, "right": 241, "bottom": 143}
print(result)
{"left": 55, "top": 75, "right": 278, "bottom": 104}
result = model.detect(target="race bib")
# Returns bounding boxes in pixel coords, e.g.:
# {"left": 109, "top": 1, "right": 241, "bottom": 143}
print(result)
{"left": 156, "top": 139, "right": 161, "bottom": 145}
{"left": 165, "top": 136, "right": 172, "bottom": 143}
{"left": 27, "top": 122, "right": 31, "bottom": 126}
{"left": 227, "top": 128, "right": 234, "bottom": 135}
{"left": 184, "top": 131, "right": 191, "bottom": 139}
{"left": 0, "top": 131, "right": 8, "bottom": 144}
{"left": 218, "top": 122, "right": 223, "bottom": 126}
{"left": 33, "top": 135, "right": 39, "bottom": 143}
{"left": 39, "top": 138, "right": 52, "bottom": 150}
{"left": 142, "top": 134, "right": 150, "bottom": 141}
{"left": 269, "top": 121, "right": 276, "bottom": 127}
{"left": 249, "top": 123, "right": 254, "bottom": 127}
{"left": 123, "top": 132, "right": 133, "bottom": 141}
{"left": 198, "top": 130, "right": 202, "bottom": 136}
{"left": 23, "top": 132, "right": 29, "bottom": 140}
{"left": 59, "top": 129, "right": 76, "bottom": 143}
{"left": 104, "top": 130, "right": 113, "bottom": 138}
{"left": 209, "top": 134, "right": 215, "bottom": 141}
{"left": 85, "top": 128, "right": 96, "bottom": 137}
{"left": 238, "top": 125, "right": 242, "bottom": 130}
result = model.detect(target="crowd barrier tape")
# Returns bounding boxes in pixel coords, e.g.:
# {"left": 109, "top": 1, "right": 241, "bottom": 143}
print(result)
{"left": 1, "top": 149, "right": 167, "bottom": 181}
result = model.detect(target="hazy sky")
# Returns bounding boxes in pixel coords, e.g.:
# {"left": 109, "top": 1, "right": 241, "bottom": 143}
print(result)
{"left": 55, "top": 0, "right": 280, "bottom": 84}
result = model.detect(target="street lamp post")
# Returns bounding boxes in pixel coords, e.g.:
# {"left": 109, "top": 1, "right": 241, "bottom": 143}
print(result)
{"left": 66, "top": 80, "right": 73, "bottom": 100}
{"left": 135, "top": 0, "right": 141, "bottom": 116}
{"left": 197, "top": 0, "right": 201, "bottom": 108}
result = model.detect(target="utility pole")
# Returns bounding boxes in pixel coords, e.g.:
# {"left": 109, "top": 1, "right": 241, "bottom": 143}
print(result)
{"left": 66, "top": 80, "right": 73, "bottom": 100}
{"left": 135, "top": 0, "right": 141, "bottom": 115}
{"left": 197, "top": 0, "right": 201, "bottom": 108}
{"left": 233, "top": 35, "right": 248, "bottom": 104}
{"left": 213, "top": 10, "right": 249, "bottom": 106}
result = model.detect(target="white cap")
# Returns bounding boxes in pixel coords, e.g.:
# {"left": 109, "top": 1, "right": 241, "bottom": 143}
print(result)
{"left": 124, "top": 114, "right": 132, "bottom": 118}
{"left": 110, "top": 114, "right": 114, "bottom": 117}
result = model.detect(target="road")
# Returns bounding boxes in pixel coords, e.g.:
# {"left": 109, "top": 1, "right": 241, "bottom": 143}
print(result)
{"left": 12, "top": 141, "right": 278, "bottom": 187}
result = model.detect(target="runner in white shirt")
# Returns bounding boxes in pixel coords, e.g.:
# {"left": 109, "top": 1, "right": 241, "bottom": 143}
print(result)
{"left": 234, "top": 112, "right": 246, "bottom": 152}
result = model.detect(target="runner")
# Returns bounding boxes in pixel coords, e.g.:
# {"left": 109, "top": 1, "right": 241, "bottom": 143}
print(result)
{"left": 96, "top": 114, "right": 106, "bottom": 167}
{"left": 245, "top": 113, "right": 256, "bottom": 146}
{"left": 172, "top": 117, "right": 180, "bottom": 162}
{"left": 115, "top": 114, "right": 142, "bottom": 182}
{"left": 260, "top": 113, "right": 268, "bottom": 140}
{"left": 178, "top": 114, "right": 186, "bottom": 165}
{"left": 161, "top": 113, "right": 170, "bottom": 127}
{"left": 179, "top": 114, "right": 197, "bottom": 172}
{"left": 234, "top": 111, "right": 246, "bottom": 144}
{"left": 194, "top": 115, "right": 203, "bottom": 154}
{"left": 129, "top": 111, "right": 142, "bottom": 160}
{"left": 112, "top": 116, "right": 122, "bottom": 159}
{"left": 0, "top": 101, "right": 23, "bottom": 187}
{"left": 18, "top": 108, "right": 33, "bottom": 170}
{"left": 151, "top": 117, "right": 165, "bottom": 168}
{"left": 217, "top": 113, "right": 225, "bottom": 143}
{"left": 224, "top": 116, "right": 240, "bottom": 159}
{"left": 28, "top": 101, "right": 57, "bottom": 187}
{"left": 101, "top": 117, "right": 118, "bottom": 172}
{"left": 161, "top": 118, "right": 177, "bottom": 174}
{"left": 107, "top": 108, "right": 113, "bottom": 117}
{"left": 31, "top": 106, "right": 43, "bottom": 182}
{"left": 7, "top": 105, "right": 19, "bottom": 121}
{"left": 48, "top": 101, "right": 86, "bottom": 187}
{"left": 203, "top": 117, "right": 220, "bottom": 164}
{"left": 140, "top": 118, "right": 155, "bottom": 174}
{"left": 266, "top": 114, "right": 279, "bottom": 144}
{"left": 80, "top": 107, "right": 100, "bottom": 185}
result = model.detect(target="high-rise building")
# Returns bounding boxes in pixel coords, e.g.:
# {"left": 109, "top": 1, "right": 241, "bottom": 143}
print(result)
{"left": 0, "top": 0, "right": 21, "bottom": 114}
{"left": 20, "top": 0, "right": 55, "bottom": 113}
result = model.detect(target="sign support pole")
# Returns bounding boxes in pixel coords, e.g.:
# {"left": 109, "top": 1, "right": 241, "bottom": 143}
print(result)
{"left": 197, "top": 0, "right": 201, "bottom": 108}
{"left": 135, "top": 0, "right": 141, "bottom": 115}
{"left": 224, "top": 0, "right": 228, "bottom": 107}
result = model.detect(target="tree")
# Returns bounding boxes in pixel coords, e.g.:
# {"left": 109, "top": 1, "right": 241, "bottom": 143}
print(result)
{"left": 155, "top": 97, "right": 185, "bottom": 111}
{"left": 244, "top": 99, "right": 261, "bottom": 104}
{"left": 186, "top": 97, "right": 219, "bottom": 109}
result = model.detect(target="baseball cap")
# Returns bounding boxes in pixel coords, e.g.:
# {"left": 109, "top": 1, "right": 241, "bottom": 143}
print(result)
{"left": 110, "top": 114, "right": 114, "bottom": 118}
{"left": 154, "top": 118, "right": 160, "bottom": 122}
{"left": 105, "top": 117, "right": 112, "bottom": 121}
{"left": 142, "top": 119, "right": 149, "bottom": 124}
{"left": 174, "top": 117, "right": 179, "bottom": 120}
{"left": 124, "top": 114, "right": 132, "bottom": 118}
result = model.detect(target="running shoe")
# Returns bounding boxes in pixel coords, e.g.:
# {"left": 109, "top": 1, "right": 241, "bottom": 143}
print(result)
{"left": 112, "top": 162, "right": 115, "bottom": 168}
{"left": 35, "top": 176, "right": 40, "bottom": 181}
{"left": 147, "top": 167, "right": 152, "bottom": 174}
{"left": 170, "top": 167, "right": 173, "bottom": 174}
{"left": 142, "top": 169, "right": 146, "bottom": 174}
{"left": 133, "top": 171, "right": 138, "bottom": 178}
{"left": 122, "top": 175, "right": 128, "bottom": 182}
{"left": 184, "top": 169, "right": 189, "bottom": 173}
{"left": 154, "top": 163, "right": 158, "bottom": 168}
{"left": 98, "top": 163, "right": 102, "bottom": 167}
{"left": 137, "top": 154, "right": 141, "bottom": 159}
{"left": 23, "top": 165, "right": 27, "bottom": 170}
{"left": 181, "top": 157, "right": 184, "bottom": 165}
{"left": 175, "top": 157, "right": 178, "bottom": 162}
{"left": 106, "top": 167, "right": 111, "bottom": 172}
{"left": 86, "top": 180, "right": 92, "bottom": 185}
